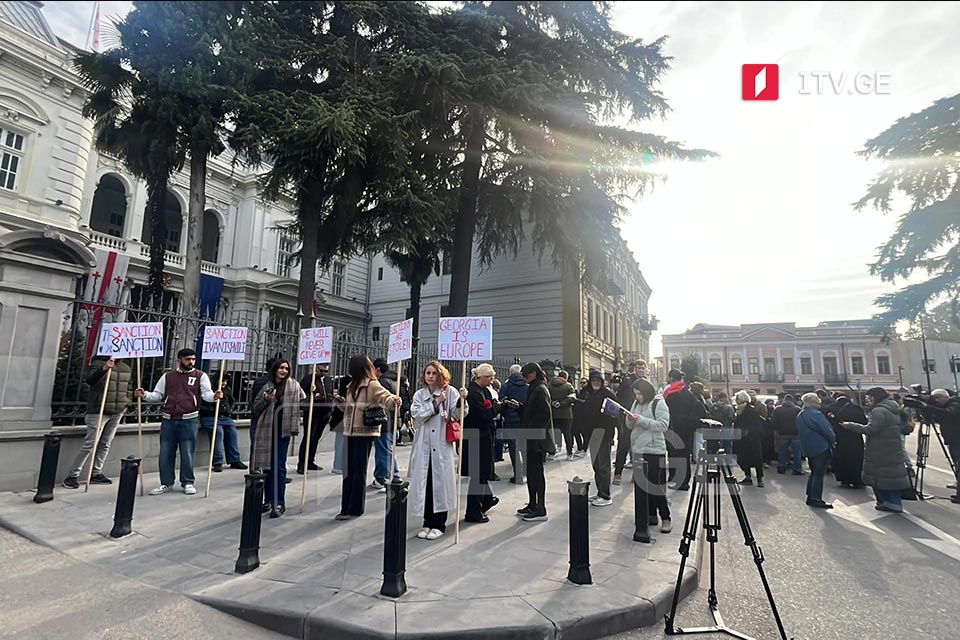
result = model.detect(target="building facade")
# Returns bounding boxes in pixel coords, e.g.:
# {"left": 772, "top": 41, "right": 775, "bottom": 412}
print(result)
{"left": 661, "top": 320, "right": 903, "bottom": 397}
{"left": 894, "top": 339, "right": 960, "bottom": 393}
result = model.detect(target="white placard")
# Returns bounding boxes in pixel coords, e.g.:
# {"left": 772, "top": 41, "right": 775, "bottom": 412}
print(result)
{"left": 97, "top": 322, "right": 164, "bottom": 359}
{"left": 388, "top": 318, "right": 414, "bottom": 364}
{"left": 201, "top": 326, "right": 248, "bottom": 361}
{"left": 298, "top": 326, "right": 333, "bottom": 364}
{"left": 438, "top": 316, "right": 493, "bottom": 361}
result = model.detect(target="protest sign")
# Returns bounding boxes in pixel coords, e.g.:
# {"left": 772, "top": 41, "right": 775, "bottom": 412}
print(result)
{"left": 97, "top": 322, "right": 164, "bottom": 359}
{"left": 437, "top": 316, "right": 493, "bottom": 361}
{"left": 298, "top": 326, "right": 333, "bottom": 364}
{"left": 388, "top": 319, "right": 414, "bottom": 364}
{"left": 201, "top": 326, "right": 248, "bottom": 361}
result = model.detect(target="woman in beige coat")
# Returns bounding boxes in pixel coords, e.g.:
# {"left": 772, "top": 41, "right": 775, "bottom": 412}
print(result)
{"left": 335, "top": 355, "right": 401, "bottom": 520}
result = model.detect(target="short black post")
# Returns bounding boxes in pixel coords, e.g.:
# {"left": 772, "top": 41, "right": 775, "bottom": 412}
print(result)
{"left": 110, "top": 456, "right": 141, "bottom": 538}
{"left": 235, "top": 471, "right": 266, "bottom": 574}
{"left": 567, "top": 475, "right": 592, "bottom": 585}
{"left": 633, "top": 458, "right": 651, "bottom": 543}
{"left": 381, "top": 479, "right": 410, "bottom": 598}
{"left": 33, "top": 432, "right": 61, "bottom": 504}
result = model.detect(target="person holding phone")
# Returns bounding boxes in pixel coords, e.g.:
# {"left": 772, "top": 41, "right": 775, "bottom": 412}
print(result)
{"left": 251, "top": 359, "right": 306, "bottom": 518}
{"left": 408, "top": 361, "right": 468, "bottom": 540}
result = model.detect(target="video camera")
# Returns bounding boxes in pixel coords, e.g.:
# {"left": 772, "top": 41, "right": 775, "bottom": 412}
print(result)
{"left": 902, "top": 384, "right": 932, "bottom": 410}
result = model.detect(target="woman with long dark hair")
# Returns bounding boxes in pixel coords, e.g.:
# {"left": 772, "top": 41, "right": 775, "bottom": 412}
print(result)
{"left": 517, "top": 362, "right": 556, "bottom": 521}
{"left": 335, "top": 355, "right": 401, "bottom": 520}
{"left": 251, "top": 359, "right": 306, "bottom": 518}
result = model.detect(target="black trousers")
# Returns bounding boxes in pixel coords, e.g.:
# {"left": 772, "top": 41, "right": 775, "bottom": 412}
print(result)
{"left": 615, "top": 421, "right": 632, "bottom": 475}
{"left": 590, "top": 427, "right": 613, "bottom": 499}
{"left": 424, "top": 458, "right": 447, "bottom": 531}
{"left": 298, "top": 413, "right": 329, "bottom": 468}
{"left": 526, "top": 443, "right": 547, "bottom": 513}
{"left": 642, "top": 453, "right": 670, "bottom": 519}
{"left": 463, "top": 432, "right": 495, "bottom": 519}
{"left": 555, "top": 418, "right": 574, "bottom": 456}
{"left": 340, "top": 436, "right": 374, "bottom": 516}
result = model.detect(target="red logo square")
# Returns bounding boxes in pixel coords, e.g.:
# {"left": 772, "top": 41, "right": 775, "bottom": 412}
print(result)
{"left": 742, "top": 64, "right": 779, "bottom": 100}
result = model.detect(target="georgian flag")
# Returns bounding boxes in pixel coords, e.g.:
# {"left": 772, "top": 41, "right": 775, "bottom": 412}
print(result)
{"left": 82, "top": 249, "right": 130, "bottom": 363}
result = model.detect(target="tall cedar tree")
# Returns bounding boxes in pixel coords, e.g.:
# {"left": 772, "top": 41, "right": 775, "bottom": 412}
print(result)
{"left": 857, "top": 92, "right": 960, "bottom": 331}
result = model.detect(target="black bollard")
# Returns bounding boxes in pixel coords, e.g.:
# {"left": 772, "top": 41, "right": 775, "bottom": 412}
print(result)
{"left": 110, "top": 456, "right": 141, "bottom": 538}
{"left": 567, "top": 475, "right": 592, "bottom": 585}
{"left": 33, "top": 432, "right": 61, "bottom": 504}
{"left": 381, "top": 479, "right": 410, "bottom": 598}
{"left": 235, "top": 471, "right": 266, "bottom": 574}
{"left": 633, "top": 458, "right": 651, "bottom": 543}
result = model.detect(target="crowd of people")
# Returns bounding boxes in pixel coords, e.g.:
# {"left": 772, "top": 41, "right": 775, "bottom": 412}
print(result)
{"left": 63, "top": 349, "right": 960, "bottom": 537}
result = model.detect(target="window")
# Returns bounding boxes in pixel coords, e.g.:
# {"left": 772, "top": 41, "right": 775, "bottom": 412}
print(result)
{"left": 763, "top": 357, "right": 776, "bottom": 375}
{"left": 801, "top": 356, "right": 812, "bottom": 375}
{"left": 922, "top": 359, "right": 937, "bottom": 374}
{"left": 587, "top": 300, "right": 594, "bottom": 335}
{"left": 731, "top": 357, "right": 743, "bottom": 375}
{"left": 331, "top": 261, "right": 345, "bottom": 296}
{"left": 851, "top": 355, "right": 864, "bottom": 375}
{"left": 951, "top": 358, "right": 958, "bottom": 374}
{"left": 709, "top": 358, "right": 722, "bottom": 377}
{"left": 823, "top": 356, "right": 838, "bottom": 375}
{"left": 276, "top": 230, "right": 297, "bottom": 277}
{"left": 748, "top": 357, "right": 759, "bottom": 375}
{"left": 442, "top": 251, "right": 452, "bottom": 275}
{"left": 377, "top": 267, "right": 383, "bottom": 281}
{"left": 201, "top": 210, "right": 220, "bottom": 262}
{"left": 0, "top": 128, "right": 25, "bottom": 191}
{"left": 670, "top": 358, "right": 680, "bottom": 371}
{"left": 877, "top": 355, "right": 891, "bottom": 375}
{"left": 89, "top": 175, "right": 127, "bottom": 237}
{"left": 783, "top": 357, "right": 794, "bottom": 375}
{"left": 372, "top": 326, "right": 380, "bottom": 341}
{"left": 767, "top": 389, "right": 777, "bottom": 395}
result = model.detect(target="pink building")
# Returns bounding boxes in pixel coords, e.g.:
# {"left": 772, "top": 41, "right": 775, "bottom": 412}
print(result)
{"left": 661, "top": 320, "right": 902, "bottom": 397}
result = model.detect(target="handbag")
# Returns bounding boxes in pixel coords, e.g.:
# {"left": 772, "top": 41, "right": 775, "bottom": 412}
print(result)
{"left": 363, "top": 405, "right": 388, "bottom": 428}
{"left": 441, "top": 389, "right": 461, "bottom": 443}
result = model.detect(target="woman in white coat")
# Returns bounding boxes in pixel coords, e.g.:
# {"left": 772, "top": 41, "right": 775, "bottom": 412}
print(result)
{"left": 409, "top": 361, "right": 468, "bottom": 540}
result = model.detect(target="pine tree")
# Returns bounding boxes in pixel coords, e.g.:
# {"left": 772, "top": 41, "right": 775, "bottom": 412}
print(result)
{"left": 856, "top": 92, "right": 960, "bottom": 329}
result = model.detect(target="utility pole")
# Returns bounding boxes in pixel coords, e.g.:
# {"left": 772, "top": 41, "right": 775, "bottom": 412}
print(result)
{"left": 951, "top": 354, "right": 958, "bottom": 393}
{"left": 898, "top": 365, "right": 905, "bottom": 391}
{"left": 920, "top": 316, "right": 933, "bottom": 392}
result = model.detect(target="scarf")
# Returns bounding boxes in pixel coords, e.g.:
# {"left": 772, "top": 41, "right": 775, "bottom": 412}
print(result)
{"left": 736, "top": 402, "right": 748, "bottom": 416}
{"left": 251, "top": 378, "right": 303, "bottom": 469}
{"left": 663, "top": 381, "right": 685, "bottom": 399}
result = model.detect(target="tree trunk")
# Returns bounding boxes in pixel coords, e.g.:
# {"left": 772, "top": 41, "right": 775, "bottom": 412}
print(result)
{"left": 297, "top": 181, "right": 322, "bottom": 326}
{"left": 447, "top": 110, "right": 486, "bottom": 316}
{"left": 410, "top": 278, "right": 422, "bottom": 349}
{"left": 183, "top": 150, "right": 208, "bottom": 319}
{"left": 145, "top": 173, "right": 169, "bottom": 310}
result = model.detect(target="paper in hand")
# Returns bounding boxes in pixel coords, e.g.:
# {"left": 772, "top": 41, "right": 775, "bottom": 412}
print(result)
{"left": 601, "top": 397, "right": 624, "bottom": 418}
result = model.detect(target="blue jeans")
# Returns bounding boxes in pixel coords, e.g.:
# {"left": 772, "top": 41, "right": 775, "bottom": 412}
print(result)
{"left": 875, "top": 488, "right": 903, "bottom": 510}
{"left": 373, "top": 428, "right": 400, "bottom": 483}
{"left": 778, "top": 435, "right": 803, "bottom": 473}
{"left": 200, "top": 416, "right": 241, "bottom": 465}
{"left": 806, "top": 450, "right": 829, "bottom": 503}
{"left": 332, "top": 430, "right": 345, "bottom": 473}
{"left": 264, "top": 434, "right": 291, "bottom": 507}
{"left": 159, "top": 418, "right": 199, "bottom": 487}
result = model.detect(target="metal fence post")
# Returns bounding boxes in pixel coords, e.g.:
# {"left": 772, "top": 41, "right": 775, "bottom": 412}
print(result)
{"left": 567, "top": 475, "right": 592, "bottom": 585}
{"left": 381, "top": 479, "right": 410, "bottom": 597}
{"left": 33, "top": 432, "right": 61, "bottom": 504}
{"left": 236, "top": 471, "right": 266, "bottom": 574}
{"left": 110, "top": 456, "right": 141, "bottom": 538}
{"left": 633, "top": 458, "right": 651, "bottom": 543}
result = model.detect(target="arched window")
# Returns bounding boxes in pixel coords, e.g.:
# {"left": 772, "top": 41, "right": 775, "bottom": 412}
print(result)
{"left": 89, "top": 175, "right": 127, "bottom": 238}
{"left": 141, "top": 190, "right": 182, "bottom": 252}
{"left": 202, "top": 210, "right": 220, "bottom": 262}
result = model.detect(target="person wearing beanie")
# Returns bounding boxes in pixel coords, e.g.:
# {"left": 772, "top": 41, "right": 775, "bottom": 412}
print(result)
{"left": 625, "top": 378, "right": 672, "bottom": 532}
{"left": 136, "top": 348, "right": 221, "bottom": 496}
{"left": 582, "top": 370, "right": 618, "bottom": 506}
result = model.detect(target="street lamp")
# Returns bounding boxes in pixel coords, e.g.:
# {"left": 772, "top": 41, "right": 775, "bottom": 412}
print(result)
{"left": 898, "top": 365, "right": 905, "bottom": 391}
{"left": 951, "top": 354, "right": 959, "bottom": 393}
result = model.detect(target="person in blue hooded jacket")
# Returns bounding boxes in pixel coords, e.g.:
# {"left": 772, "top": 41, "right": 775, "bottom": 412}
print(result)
{"left": 797, "top": 392, "right": 837, "bottom": 509}
{"left": 499, "top": 364, "right": 528, "bottom": 483}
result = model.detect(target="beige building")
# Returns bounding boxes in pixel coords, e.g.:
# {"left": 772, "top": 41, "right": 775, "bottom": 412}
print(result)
{"left": 661, "top": 320, "right": 902, "bottom": 397}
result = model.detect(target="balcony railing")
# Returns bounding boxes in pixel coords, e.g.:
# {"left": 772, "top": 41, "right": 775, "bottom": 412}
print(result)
{"left": 759, "top": 372, "right": 784, "bottom": 382}
{"left": 88, "top": 229, "right": 127, "bottom": 252}
{"left": 88, "top": 233, "right": 222, "bottom": 276}
{"left": 709, "top": 374, "right": 726, "bottom": 383}
{"left": 824, "top": 373, "right": 848, "bottom": 384}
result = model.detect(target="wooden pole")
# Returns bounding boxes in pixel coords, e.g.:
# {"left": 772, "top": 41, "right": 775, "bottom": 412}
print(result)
{"left": 84, "top": 366, "right": 113, "bottom": 492}
{"left": 388, "top": 360, "right": 404, "bottom": 484}
{"left": 299, "top": 365, "right": 318, "bottom": 513}
{"left": 204, "top": 362, "right": 226, "bottom": 497}
{"left": 136, "top": 357, "right": 144, "bottom": 496}
{"left": 455, "top": 362, "right": 467, "bottom": 544}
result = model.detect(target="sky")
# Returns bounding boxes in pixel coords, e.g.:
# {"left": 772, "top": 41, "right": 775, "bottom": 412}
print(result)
{"left": 42, "top": 1, "right": 960, "bottom": 357}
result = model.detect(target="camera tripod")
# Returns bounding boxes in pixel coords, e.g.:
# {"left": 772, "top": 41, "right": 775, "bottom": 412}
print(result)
{"left": 664, "top": 439, "right": 791, "bottom": 640}
{"left": 913, "top": 417, "right": 957, "bottom": 500}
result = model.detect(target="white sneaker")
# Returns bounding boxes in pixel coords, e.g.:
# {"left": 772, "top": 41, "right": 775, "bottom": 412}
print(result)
{"left": 426, "top": 528, "right": 444, "bottom": 540}
{"left": 624, "top": 461, "right": 634, "bottom": 469}
{"left": 588, "top": 494, "right": 599, "bottom": 503}
{"left": 417, "top": 527, "right": 430, "bottom": 539}
{"left": 566, "top": 454, "right": 575, "bottom": 462}
{"left": 660, "top": 519, "right": 673, "bottom": 533}
{"left": 149, "top": 485, "right": 170, "bottom": 495}
{"left": 183, "top": 484, "right": 197, "bottom": 495}
{"left": 592, "top": 497, "right": 613, "bottom": 507}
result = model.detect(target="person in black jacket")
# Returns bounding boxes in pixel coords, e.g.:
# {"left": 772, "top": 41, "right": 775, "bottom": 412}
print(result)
{"left": 734, "top": 390, "right": 765, "bottom": 487}
{"left": 517, "top": 362, "right": 556, "bottom": 521}
{"left": 581, "top": 370, "right": 618, "bottom": 506}
{"left": 663, "top": 369, "right": 696, "bottom": 490}
{"left": 614, "top": 362, "right": 643, "bottom": 483}
{"left": 463, "top": 363, "right": 502, "bottom": 523}
{"left": 199, "top": 375, "right": 246, "bottom": 472}
{"left": 770, "top": 395, "right": 802, "bottom": 475}
{"left": 918, "top": 389, "right": 960, "bottom": 503}
{"left": 824, "top": 395, "right": 866, "bottom": 488}
{"left": 297, "top": 363, "right": 335, "bottom": 474}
